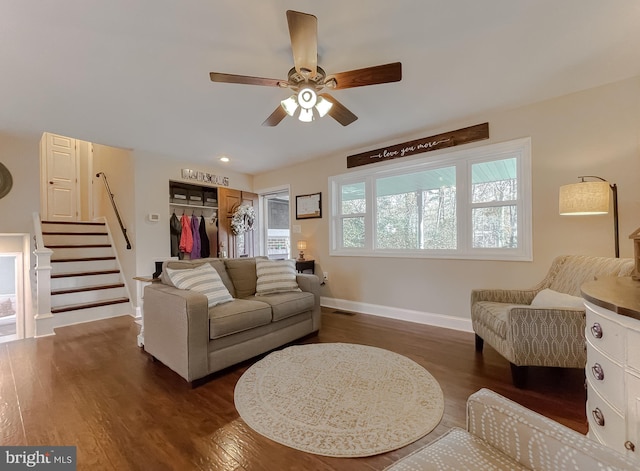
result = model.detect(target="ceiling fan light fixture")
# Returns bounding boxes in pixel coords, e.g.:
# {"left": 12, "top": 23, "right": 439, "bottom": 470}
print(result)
{"left": 281, "top": 95, "right": 299, "bottom": 116}
{"left": 298, "top": 107, "right": 314, "bottom": 122}
{"left": 315, "top": 96, "right": 333, "bottom": 117}
{"left": 297, "top": 87, "right": 317, "bottom": 109}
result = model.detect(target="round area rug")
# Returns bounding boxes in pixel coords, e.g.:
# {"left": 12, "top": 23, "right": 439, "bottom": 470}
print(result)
{"left": 234, "top": 343, "right": 444, "bottom": 457}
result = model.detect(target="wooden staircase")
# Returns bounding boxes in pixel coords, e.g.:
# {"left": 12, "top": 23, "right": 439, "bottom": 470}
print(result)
{"left": 41, "top": 220, "right": 131, "bottom": 320}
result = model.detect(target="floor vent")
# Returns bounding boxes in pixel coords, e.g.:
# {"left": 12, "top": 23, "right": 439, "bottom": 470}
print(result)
{"left": 331, "top": 310, "right": 356, "bottom": 316}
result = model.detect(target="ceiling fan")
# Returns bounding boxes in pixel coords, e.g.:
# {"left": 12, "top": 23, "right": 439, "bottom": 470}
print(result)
{"left": 209, "top": 10, "right": 402, "bottom": 127}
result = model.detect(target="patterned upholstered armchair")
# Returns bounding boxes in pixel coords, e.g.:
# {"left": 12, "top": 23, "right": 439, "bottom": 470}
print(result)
{"left": 471, "top": 255, "right": 634, "bottom": 387}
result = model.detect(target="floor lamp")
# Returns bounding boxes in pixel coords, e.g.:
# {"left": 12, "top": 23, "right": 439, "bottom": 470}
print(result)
{"left": 559, "top": 176, "right": 619, "bottom": 257}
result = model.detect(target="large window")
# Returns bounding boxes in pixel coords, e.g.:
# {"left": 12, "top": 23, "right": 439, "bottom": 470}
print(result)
{"left": 330, "top": 138, "right": 532, "bottom": 260}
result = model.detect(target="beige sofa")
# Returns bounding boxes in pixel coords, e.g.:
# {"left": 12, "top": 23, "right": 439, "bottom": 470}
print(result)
{"left": 472, "top": 255, "right": 634, "bottom": 387}
{"left": 386, "top": 388, "right": 636, "bottom": 470}
{"left": 143, "top": 257, "right": 321, "bottom": 384}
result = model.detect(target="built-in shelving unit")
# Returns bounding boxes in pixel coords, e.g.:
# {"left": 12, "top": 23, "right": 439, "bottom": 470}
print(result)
{"left": 170, "top": 181, "right": 218, "bottom": 209}
{"left": 168, "top": 181, "right": 220, "bottom": 258}
{"left": 169, "top": 202, "right": 216, "bottom": 211}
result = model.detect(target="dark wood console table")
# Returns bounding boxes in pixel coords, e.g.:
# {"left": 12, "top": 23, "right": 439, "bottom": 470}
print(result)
{"left": 295, "top": 259, "right": 315, "bottom": 274}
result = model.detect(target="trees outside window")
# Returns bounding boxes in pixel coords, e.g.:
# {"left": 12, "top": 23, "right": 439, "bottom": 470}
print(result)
{"left": 330, "top": 138, "right": 531, "bottom": 261}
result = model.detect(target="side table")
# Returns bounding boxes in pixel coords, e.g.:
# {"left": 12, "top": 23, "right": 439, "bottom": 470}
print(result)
{"left": 295, "top": 259, "right": 315, "bottom": 274}
{"left": 133, "top": 275, "right": 159, "bottom": 347}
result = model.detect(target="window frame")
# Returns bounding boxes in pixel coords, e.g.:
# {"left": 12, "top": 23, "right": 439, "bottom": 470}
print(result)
{"left": 329, "top": 137, "right": 532, "bottom": 261}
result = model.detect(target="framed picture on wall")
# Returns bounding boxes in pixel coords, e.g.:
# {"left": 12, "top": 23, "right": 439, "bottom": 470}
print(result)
{"left": 296, "top": 193, "right": 322, "bottom": 219}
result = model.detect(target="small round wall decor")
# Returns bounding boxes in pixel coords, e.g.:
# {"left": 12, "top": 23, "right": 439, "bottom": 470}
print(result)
{"left": 0, "top": 163, "right": 13, "bottom": 199}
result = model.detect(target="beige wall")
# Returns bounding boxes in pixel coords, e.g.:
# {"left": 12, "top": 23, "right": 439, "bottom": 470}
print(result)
{"left": 0, "top": 132, "right": 41, "bottom": 234}
{"left": 0, "top": 134, "right": 255, "bottom": 314}
{"left": 92, "top": 143, "right": 137, "bottom": 303}
{"left": 254, "top": 76, "right": 640, "bottom": 325}
{"left": 131, "top": 150, "right": 253, "bottom": 297}
{"left": 0, "top": 132, "right": 41, "bottom": 337}
{"left": 1, "top": 76, "right": 638, "bottom": 329}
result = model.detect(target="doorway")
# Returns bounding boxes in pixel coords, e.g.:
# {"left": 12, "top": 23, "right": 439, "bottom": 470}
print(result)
{"left": 40, "top": 132, "right": 94, "bottom": 222}
{"left": 0, "top": 253, "right": 23, "bottom": 343}
{"left": 261, "top": 189, "right": 291, "bottom": 259}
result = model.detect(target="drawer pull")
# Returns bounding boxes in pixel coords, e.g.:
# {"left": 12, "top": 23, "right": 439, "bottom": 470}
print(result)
{"left": 625, "top": 441, "right": 635, "bottom": 452}
{"left": 590, "top": 322, "right": 603, "bottom": 339}
{"left": 592, "top": 407, "right": 605, "bottom": 427}
{"left": 591, "top": 363, "right": 604, "bottom": 381}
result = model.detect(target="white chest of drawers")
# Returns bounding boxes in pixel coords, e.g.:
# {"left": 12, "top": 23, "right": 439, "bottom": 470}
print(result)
{"left": 582, "top": 276, "right": 640, "bottom": 461}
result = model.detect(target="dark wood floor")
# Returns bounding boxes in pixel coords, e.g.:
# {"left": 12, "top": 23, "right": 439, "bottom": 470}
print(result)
{"left": 0, "top": 308, "right": 587, "bottom": 470}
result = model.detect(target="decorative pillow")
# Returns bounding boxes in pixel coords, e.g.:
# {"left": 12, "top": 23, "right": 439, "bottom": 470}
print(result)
{"left": 255, "top": 259, "right": 301, "bottom": 296}
{"left": 166, "top": 263, "right": 233, "bottom": 307}
{"left": 162, "top": 259, "right": 235, "bottom": 296}
{"left": 224, "top": 258, "right": 259, "bottom": 298}
{"left": 530, "top": 289, "right": 585, "bottom": 309}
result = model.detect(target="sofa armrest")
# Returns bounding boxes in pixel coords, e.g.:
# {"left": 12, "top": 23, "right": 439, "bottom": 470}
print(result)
{"left": 471, "top": 287, "right": 539, "bottom": 306}
{"left": 297, "top": 273, "right": 321, "bottom": 331}
{"left": 467, "top": 389, "right": 635, "bottom": 470}
{"left": 143, "top": 283, "right": 210, "bottom": 382}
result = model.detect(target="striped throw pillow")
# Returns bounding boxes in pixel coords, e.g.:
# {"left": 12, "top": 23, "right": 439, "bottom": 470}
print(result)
{"left": 255, "top": 259, "right": 301, "bottom": 296}
{"left": 166, "top": 263, "right": 233, "bottom": 307}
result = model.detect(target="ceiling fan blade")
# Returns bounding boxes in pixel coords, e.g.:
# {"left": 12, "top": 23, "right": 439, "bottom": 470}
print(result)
{"left": 325, "top": 62, "right": 402, "bottom": 90}
{"left": 286, "top": 10, "right": 318, "bottom": 78}
{"left": 210, "top": 72, "right": 284, "bottom": 87}
{"left": 320, "top": 93, "right": 358, "bottom": 126}
{"left": 262, "top": 105, "right": 288, "bottom": 127}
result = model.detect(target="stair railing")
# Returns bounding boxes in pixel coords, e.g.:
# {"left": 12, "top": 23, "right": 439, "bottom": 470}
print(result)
{"left": 96, "top": 172, "right": 132, "bottom": 249}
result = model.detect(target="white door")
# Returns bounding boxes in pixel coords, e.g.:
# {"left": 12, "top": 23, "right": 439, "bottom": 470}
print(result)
{"left": 46, "top": 133, "right": 78, "bottom": 221}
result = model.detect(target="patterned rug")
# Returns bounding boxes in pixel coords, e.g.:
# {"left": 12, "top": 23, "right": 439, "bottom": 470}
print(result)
{"left": 234, "top": 343, "right": 444, "bottom": 457}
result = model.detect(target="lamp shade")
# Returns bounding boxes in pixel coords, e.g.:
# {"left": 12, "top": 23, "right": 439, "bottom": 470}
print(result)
{"left": 315, "top": 96, "right": 333, "bottom": 117}
{"left": 281, "top": 95, "right": 299, "bottom": 116}
{"left": 297, "top": 240, "right": 307, "bottom": 250}
{"left": 559, "top": 181, "right": 610, "bottom": 215}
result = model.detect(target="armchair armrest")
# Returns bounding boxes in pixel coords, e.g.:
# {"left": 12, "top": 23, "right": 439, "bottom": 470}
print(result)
{"left": 143, "top": 283, "right": 210, "bottom": 382}
{"left": 467, "top": 389, "right": 636, "bottom": 470}
{"left": 505, "top": 305, "right": 586, "bottom": 367}
{"left": 471, "top": 287, "right": 539, "bottom": 306}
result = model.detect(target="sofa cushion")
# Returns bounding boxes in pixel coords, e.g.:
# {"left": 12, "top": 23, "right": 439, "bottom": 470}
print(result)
{"left": 255, "top": 259, "right": 301, "bottom": 296}
{"left": 224, "top": 258, "right": 260, "bottom": 298}
{"left": 165, "top": 263, "right": 233, "bottom": 308}
{"left": 246, "top": 291, "right": 315, "bottom": 322}
{"left": 531, "top": 288, "right": 584, "bottom": 309}
{"left": 208, "top": 298, "right": 272, "bottom": 339}
{"left": 384, "top": 427, "right": 527, "bottom": 471}
{"left": 161, "top": 258, "right": 236, "bottom": 297}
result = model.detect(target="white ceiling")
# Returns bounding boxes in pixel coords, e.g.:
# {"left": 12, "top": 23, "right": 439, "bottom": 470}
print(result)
{"left": 2, "top": 1, "right": 640, "bottom": 175}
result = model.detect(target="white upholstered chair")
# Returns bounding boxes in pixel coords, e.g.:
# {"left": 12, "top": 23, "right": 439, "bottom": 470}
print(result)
{"left": 385, "top": 388, "right": 636, "bottom": 470}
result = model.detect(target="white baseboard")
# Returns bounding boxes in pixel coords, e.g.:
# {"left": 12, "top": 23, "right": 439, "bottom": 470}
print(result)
{"left": 320, "top": 296, "right": 473, "bottom": 333}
